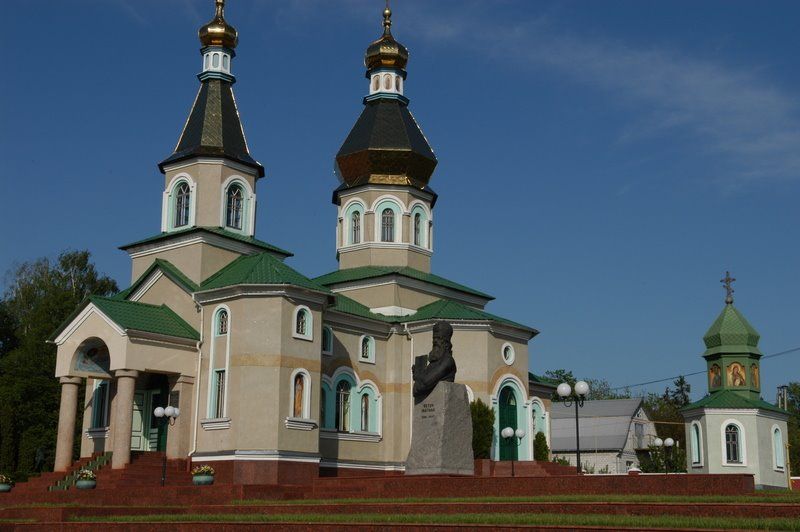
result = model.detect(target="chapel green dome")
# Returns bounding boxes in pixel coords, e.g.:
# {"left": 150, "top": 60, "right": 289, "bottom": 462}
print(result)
{"left": 703, "top": 303, "right": 761, "bottom": 356}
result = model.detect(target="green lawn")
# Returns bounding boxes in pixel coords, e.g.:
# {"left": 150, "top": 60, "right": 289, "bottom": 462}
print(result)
{"left": 234, "top": 492, "right": 800, "bottom": 505}
{"left": 69, "top": 512, "right": 800, "bottom": 529}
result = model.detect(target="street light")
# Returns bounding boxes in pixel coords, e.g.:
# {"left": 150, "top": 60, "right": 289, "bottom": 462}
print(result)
{"left": 501, "top": 427, "right": 526, "bottom": 477}
{"left": 557, "top": 380, "right": 590, "bottom": 475}
{"left": 153, "top": 405, "right": 180, "bottom": 487}
{"left": 653, "top": 437, "right": 674, "bottom": 475}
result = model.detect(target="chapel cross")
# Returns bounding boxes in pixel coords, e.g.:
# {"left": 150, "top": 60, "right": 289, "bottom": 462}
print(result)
{"left": 721, "top": 271, "right": 736, "bottom": 304}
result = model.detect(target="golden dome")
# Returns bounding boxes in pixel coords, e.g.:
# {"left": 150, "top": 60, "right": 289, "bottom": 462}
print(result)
{"left": 199, "top": 0, "right": 238, "bottom": 49}
{"left": 365, "top": 7, "right": 408, "bottom": 71}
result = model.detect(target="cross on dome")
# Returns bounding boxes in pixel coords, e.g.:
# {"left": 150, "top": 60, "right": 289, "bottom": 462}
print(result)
{"left": 721, "top": 270, "right": 736, "bottom": 304}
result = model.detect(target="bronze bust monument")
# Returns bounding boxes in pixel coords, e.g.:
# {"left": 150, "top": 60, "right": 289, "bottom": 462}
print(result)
{"left": 412, "top": 321, "right": 457, "bottom": 401}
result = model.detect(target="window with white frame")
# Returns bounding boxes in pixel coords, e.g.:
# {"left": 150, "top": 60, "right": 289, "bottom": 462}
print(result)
{"left": 360, "top": 335, "right": 375, "bottom": 364}
{"left": 724, "top": 423, "right": 742, "bottom": 464}
{"left": 501, "top": 343, "right": 515, "bottom": 365}
{"left": 322, "top": 326, "right": 333, "bottom": 356}
{"left": 91, "top": 380, "right": 110, "bottom": 429}
{"left": 212, "top": 369, "right": 226, "bottom": 419}
{"left": 225, "top": 184, "right": 244, "bottom": 230}
{"left": 217, "top": 309, "right": 228, "bottom": 335}
{"left": 691, "top": 422, "right": 702, "bottom": 465}
{"left": 351, "top": 211, "right": 361, "bottom": 244}
{"left": 174, "top": 182, "right": 191, "bottom": 228}
{"left": 336, "top": 380, "right": 352, "bottom": 432}
{"left": 773, "top": 427, "right": 785, "bottom": 470}
{"left": 381, "top": 208, "right": 394, "bottom": 242}
{"left": 293, "top": 306, "right": 312, "bottom": 341}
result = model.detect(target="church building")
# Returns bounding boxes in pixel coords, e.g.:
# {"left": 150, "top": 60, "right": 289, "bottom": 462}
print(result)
{"left": 681, "top": 274, "right": 789, "bottom": 489}
{"left": 49, "top": 1, "right": 546, "bottom": 484}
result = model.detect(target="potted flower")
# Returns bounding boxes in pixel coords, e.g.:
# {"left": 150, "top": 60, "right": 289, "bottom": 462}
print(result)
{"left": 0, "top": 474, "right": 14, "bottom": 492}
{"left": 191, "top": 464, "right": 215, "bottom": 485}
{"left": 75, "top": 469, "right": 96, "bottom": 489}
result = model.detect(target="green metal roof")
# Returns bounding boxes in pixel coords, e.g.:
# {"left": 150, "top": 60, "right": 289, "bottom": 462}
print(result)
{"left": 397, "top": 299, "right": 537, "bottom": 333}
{"left": 313, "top": 266, "right": 493, "bottom": 300}
{"left": 328, "top": 294, "right": 392, "bottom": 322}
{"left": 703, "top": 303, "right": 761, "bottom": 356}
{"left": 50, "top": 296, "right": 199, "bottom": 341}
{"left": 113, "top": 259, "right": 198, "bottom": 300}
{"left": 529, "top": 372, "right": 559, "bottom": 388}
{"left": 681, "top": 389, "right": 786, "bottom": 415}
{"left": 200, "top": 252, "right": 330, "bottom": 293}
{"left": 119, "top": 227, "right": 293, "bottom": 258}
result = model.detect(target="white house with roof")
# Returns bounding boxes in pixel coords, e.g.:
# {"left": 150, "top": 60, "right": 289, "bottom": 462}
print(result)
{"left": 551, "top": 398, "right": 657, "bottom": 474}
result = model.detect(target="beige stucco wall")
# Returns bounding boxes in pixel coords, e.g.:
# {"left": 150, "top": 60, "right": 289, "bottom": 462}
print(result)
{"left": 136, "top": 275, "right": 198, "bottom": 324}
{"left": 131, "top": 243, "right": 242, "bottom": 285}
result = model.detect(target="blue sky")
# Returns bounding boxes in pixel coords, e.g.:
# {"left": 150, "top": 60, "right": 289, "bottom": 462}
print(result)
{"left": 1, "top": 0, "right": 798, "bottom": 400}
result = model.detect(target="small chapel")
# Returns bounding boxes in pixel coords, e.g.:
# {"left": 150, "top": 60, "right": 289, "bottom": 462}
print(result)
{"left": 681, "top": 274, "right": 789, "bottom": 489}
{"left": 49, "top": 1, "right": 549, "bottom": 484}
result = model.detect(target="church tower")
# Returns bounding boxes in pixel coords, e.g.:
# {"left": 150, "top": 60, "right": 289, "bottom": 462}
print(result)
{"left": 334, "top": 6, "right": 438, "bottom": 273}
{"left": 121, "top": 0, "right": 288, "bottom": 284}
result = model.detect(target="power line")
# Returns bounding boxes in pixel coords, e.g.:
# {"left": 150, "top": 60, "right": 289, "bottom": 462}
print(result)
{"left": 609, "top": 346, "right": 800, "bottom": 391}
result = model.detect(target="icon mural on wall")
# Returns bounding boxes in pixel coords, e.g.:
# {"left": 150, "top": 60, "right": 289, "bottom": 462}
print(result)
{"left": 709, "top": 364, "right": 722, "bottom": 388}
{"left": 750, "top": 364, "right": 759, "bottom": 389}
{"left": 727, "top": 362, "right": 746, "bottom": 387}
{"left": 74, "top": 346, "right": 111, "bottom": 378}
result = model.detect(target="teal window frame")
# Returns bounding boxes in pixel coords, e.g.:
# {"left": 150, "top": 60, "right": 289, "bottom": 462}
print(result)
{"left": 91, "top": 380, "right": 110, "bottom": 429}
{"left": 322, "top": 326, "right": 333, "bottom": 356}
{"left": 343, "top": 202, "right": 365, "bottom": 245}
{"left": 410, "top": 205, "right": 428, "bottom": 248}
{"left": 374, "top": 200, "right": 401, "bottom": 243}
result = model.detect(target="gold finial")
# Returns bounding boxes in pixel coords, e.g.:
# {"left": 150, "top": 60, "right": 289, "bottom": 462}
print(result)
{"left": 199, "top": 0, "right": 238, "bottom": 49}
{"left": 383, "top": 1, "right": 392, "bottom": 33}
{"left": 365, "top": 0, "right": 408, "bottom": 70}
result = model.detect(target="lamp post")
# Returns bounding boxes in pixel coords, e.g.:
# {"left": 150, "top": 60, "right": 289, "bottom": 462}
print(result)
{"left": 557, "top": 380, "right": 589, "bottom": 475}
{"left": 153, "top": 405, "right": 180, "bottom": 487}
{"left": 653, "top": 437, "right": 674, "bottom": 475}
{"left": 501, "top": 427, "right": 526, "bottom": 477}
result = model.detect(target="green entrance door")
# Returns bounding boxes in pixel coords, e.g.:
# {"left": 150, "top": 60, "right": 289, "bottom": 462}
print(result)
{"left": 499, "top": 387, "right": 518, "bottom": 461}
{"left": 130, "top": 389, "right": 168, "bottom": 452}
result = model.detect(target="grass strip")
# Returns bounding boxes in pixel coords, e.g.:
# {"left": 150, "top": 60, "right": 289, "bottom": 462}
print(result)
{"left": 70, "top": 512, "right": 800, "bottom": 529}
{"left": 233, "top": 493, "right": 800, "bottom": 506}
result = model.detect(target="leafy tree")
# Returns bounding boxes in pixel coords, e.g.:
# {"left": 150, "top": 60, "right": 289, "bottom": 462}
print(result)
{"left": 670, "top": 376, "right": 691, "bottom": 408}
{"left": 470, "top": 399, "right": 494, "bottom": 459}
{"left": 544, "top": 369, "right": 575, "bottom": 387}
{"left": 784, "top": 382, "right": 800, "bottom": 475}
{"left": 0, "top": 251, "right": 117, "bottom": 478}
{"left": 642, "top": 376, "right": 691, "bottom": 450}
{"left": 639, "top": 443, "right": 687, "bottom": 473}
{"left": 533, "top": 431, "right": 549, "bottom": 461}
{"left": 585, "top": 378, "right": 631, "bottom": 400}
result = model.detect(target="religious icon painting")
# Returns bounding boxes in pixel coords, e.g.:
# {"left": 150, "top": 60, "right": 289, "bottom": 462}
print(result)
{"left": 727, "top": 362, "right": 746, "bottom": 387}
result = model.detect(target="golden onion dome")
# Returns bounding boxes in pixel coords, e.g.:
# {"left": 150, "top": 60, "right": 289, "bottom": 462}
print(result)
{"left": 365, "top": 7, "right": 408, "bottom": 71}
{"left": 199, "top": 0, "right": 238, "bottom": 49}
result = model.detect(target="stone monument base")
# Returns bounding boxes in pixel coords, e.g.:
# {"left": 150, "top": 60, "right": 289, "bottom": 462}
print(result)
{"left": 405, "top": 381, "right": 474, "bottom": 476}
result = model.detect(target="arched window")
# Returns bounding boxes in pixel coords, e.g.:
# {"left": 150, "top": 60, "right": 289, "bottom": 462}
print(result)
{"left": 293, "top": 373, "right": 306, "bottom": 418}
{"left": 174, "top": 182, "right": 191, "bottom": 227}
{"left": 361, "top": 394, "right": 370, "bottom": 432}
{"left": 381, "top": 208, "right": 394, "bottom": 242}
{"left": 226, "top": 185, "right": 243, "bottom": 230}
{"left": 322, "top": 326, "right": 333, "bottom": 356}
{"left": 222, "top": 54, "right": 229, "bottom": 70}
{"left": 336, "top": 380, "right": 351, "bottom": 432}
{"left": 293, "top": 306, "right": 312, "bottom": 340}
{"left": 691, "top": 422, "right": 702, "bottom": 465}
{"left": 351, "top": 211, "right": 361, "bottom": 244}
{"left": 383, "top": 74, "right": 391, "bottom": 90}
{"left": 212, "top": 53, "right": 220, "bottom": 68}
{"left": 217, "top": 310, "right": 228, "bottom": 335}
{"left": 414, "top": 213, "right": 421, "bottom": 246}
{"left": 372, "top": 75, "right": 379, "bottom": 91}
{"left": 725, "top": 424, "right": 741, "bottom": 463}
{"left": 396, "top": 76, "right": 402, "bottom": 92}
{"left": 204, "top": 54, "right": 210, "bottom": 69}
{"left": 360, "top": 336, "right": 375, "bottom": 364}
{"left": 773, "top": 427, "right": 785, "bottom": 470}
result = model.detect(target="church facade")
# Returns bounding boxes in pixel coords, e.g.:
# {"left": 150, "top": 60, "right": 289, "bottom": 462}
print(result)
{"left": 681, "top": 275, "right": 789, "bottom": 489}
{"left": 50, "top": 2, "right": 547, "bottom": 484}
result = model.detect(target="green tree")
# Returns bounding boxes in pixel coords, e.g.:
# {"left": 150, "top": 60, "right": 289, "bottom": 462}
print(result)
{"left": 585, "top": 378, "right": 632, "bottom": 400}
{"left": 544, "top": 369, "right": 575, "bottom": 387}
{"left": 639, "top": 443, "right": 687, "bottom": 473}
{"left": 533, "top": 431, "right": 549, "bottom": 461}
{"left": 470, "top": 399, "right": 495, "bottom": 459}
{"left": 642, "top": 376, "right": 691, "bottom": 451}
{"left": 0, "top": 251, "right": 117, "bottom": 478}
{"left": 784, "top": 382, "right": 800, "bottom": 475}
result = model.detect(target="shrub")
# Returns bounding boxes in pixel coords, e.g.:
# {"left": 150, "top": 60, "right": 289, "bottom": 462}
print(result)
{"left": 470, "top": 399, "right": 495, "bottom": 459}
{"left": 76, "top": 469, "right": 96, "bottom": 481}
{"left": 0, "top": 474, "right": 13, "bottom": 485}
{"left": 533, "top": 431, "right": 549, "bottom": 461}
{"left": 552, "top": 455, "right": 570, "bottom": 466}
{"left": 191, "top": 464, "right": 215, "bottom": 476}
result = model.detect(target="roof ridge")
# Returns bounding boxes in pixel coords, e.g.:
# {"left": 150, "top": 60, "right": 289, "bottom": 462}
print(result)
{"left": 91, "top": 295, "right": 166, "bottom": 310}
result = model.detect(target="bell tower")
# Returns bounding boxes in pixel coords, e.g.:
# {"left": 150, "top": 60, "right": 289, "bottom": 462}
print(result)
{"left": 158, "top": 0, "right": 264, "bottom": 237}
{"left": 334, "top": 6, "right": 438, "bottom": 273}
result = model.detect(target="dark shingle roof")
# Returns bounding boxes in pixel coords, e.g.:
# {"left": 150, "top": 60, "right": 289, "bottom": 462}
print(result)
{"left": 681, "top": 389, "right": 786, "bottom": 415}
{"left": 119, "top": 227, "right": 292, "bottom": 258}
{"left": 200, "top": 252, "right": 330, "bottom": 293}
{"left": 313, "top": 266, "right": 492, "bottom": 300}
{"left": 159, "top": 79, "right": 264, "bottom": 176}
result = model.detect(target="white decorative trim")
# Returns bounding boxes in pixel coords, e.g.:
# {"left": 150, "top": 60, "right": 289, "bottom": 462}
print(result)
{"left": 369, "top": 194, "right": 407, "bottom": 215}
{"left": 358, "top": 335, "right": 376, "bottom": 364}
{"left": 491, "top": 373, "right": 529, "bottom": 402}
{"left": 284, "top": 417, "right": 318, "bottom": 431}
{"left": 292, "top": 305, "right": 313, "bottom": 341}
{"left": 501, "top": 342, "right": 515, "bottom": 366}
{"left": 53, "top": 304, "right": 126, "bottom": 345}
{"left": 370, "top": 305, "right": 417, "bottom": 317}
{"left": 219, "top": 175, "right": 256, "bottom": 237}
{"left": 162, "top": 157, "right": 262, "bottom": 179}
{"left": 129, "top": 270, "right": 164, "bottom": 302}
{"left": 207, "top": 305, "right": 231, "bottom": 419}
{"left": 319, "top": 458, "right": 404, "bottom": 471}
{"left": 191, "top": 450, "right": 320, "bottom": 463}
{"left": 126, "top": 231, "right": 273, "bottom": 259}
{"left": 200, "top": 418, "right": 231, "bottom": 431}
{"left": 319, "top": 429, "right": 382, "bottom": 442}
{"left": 464, "top": 384, "right": 474, "bottom": 403}
{"left": 371, "top": 196, "right": 404, "bottom": 243}
{"left": 690, "top": 420, "right": 704, "bottom": 467}
{"left": 772, "top": 424, "right": 785, "bottom": 472}
{"left": 288, "top": 368, "right": 312, "bottom": 419}
{"left": 720, "top": 418, "right": 747, "bottom": 467}
{"left": 162, "top": 173, "right": 198, "bottom": 232}
{"left": 85, "top": 427, "right": 109, "bottom": 440}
